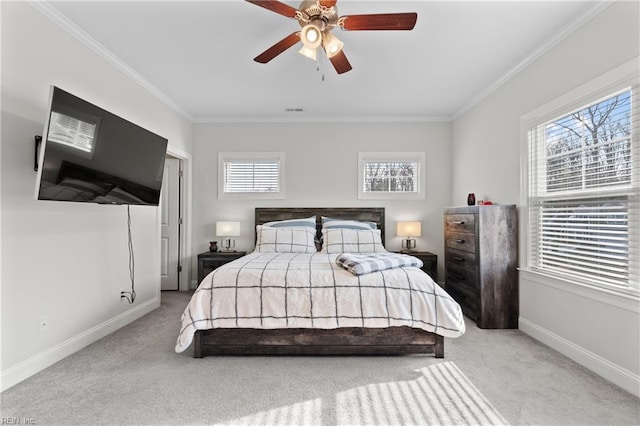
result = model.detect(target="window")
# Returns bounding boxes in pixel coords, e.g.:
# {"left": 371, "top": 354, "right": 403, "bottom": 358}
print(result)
{"left": 358, "top": 152, "right": 425, "bottom": 199}
{"left": 525, "top": 74, "right": 638, "bottom": 294}
{"left": 218, "top": 152, "right": 284, "bottom": 199}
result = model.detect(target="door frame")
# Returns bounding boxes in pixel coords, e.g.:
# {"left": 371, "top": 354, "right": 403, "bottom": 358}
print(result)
{"left": 163, "top": 147, "right": 192, "bottom": 292}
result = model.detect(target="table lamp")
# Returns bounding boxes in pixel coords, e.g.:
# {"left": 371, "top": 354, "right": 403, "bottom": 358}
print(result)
{"left": 216, "top": 221, "right": 240, "bottom": 252}
{"left": 397, "top": 221, "right": 421, "bottom": 252}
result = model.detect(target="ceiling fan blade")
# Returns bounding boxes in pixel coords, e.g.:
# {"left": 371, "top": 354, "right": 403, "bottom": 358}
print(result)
{"left": 339, "top": 13, "right": 417, "bottom": 31}
{"left": 245, "top": 0, "right": 299, "bottom": 19}
{"left": 329, "top": 50, "right": 352, "bottom": 74}
{"left": 318, "top": 0, "right": 338, "bottom": 7}
{"left": 254, "top": 32, "right": 300, "bottom": 63}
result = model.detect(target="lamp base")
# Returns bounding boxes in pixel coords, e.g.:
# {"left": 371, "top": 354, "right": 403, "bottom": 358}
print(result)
{"left": 401, "top": 238, "right": 416, "bottom": 251}
{"left": 221, "top": 238, "right": 236, "bottom": 252}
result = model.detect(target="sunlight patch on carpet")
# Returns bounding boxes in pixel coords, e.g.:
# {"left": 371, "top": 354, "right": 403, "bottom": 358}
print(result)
{"left": 214, "top": 361, "right": 507, "bottom": 426}
{"left": 214, "top": 398, "right": 322, "bottom": 426}
{"left": 336, "top": 361, "right": 509, "bottom": 425}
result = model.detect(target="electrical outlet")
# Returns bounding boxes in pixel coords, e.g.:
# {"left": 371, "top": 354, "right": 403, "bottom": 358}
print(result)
{"left": 38, "top": 316, "right": 49, "bottom": 333}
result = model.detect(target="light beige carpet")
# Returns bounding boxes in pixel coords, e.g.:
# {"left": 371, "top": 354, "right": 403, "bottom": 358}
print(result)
{"left": 1, "top": 291, "right": 638, "bottom": 425}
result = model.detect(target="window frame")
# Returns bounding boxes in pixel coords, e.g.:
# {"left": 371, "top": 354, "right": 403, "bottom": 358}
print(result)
{"left": 358, "top": 152, "right": 426, "bottom": 200}
{"left": 217, "top": 152, "right": 285, "bottom": 200}
{"left": 520, "top": 58, "right": 639, "bottom": 297}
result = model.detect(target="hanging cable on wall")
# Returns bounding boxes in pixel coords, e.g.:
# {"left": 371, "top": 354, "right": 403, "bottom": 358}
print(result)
{"left": 121, "top": 204, "right": 136, "bottom": 304}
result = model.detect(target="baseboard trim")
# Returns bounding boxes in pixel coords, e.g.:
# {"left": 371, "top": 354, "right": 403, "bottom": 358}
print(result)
{"left": 1, "top": 297, "right": 159, "bottom": 392}
{"left": 519, "top": 317, "right": 640, "bottom": 398}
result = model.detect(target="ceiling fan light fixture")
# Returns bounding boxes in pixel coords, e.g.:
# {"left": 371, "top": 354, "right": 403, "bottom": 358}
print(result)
{"left": 300, "top": 23, "right": 322, "bottom": 49}
{"left": 298, "top": 44, "right": 318, "bottom": 61}
{"left": 246, "top": 0, "right": 417, "bottom": 74}
{"left": 322, "top": 31, "right": 343, "bottom": 58}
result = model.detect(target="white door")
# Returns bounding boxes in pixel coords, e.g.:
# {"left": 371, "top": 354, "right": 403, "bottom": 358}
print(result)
{"left": 161, "top": 158, "right": 180, "bottom": 290}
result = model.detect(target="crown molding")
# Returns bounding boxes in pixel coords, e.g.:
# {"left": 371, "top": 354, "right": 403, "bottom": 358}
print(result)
{"left": 28, "top": 0, "right": 194, "bottom": 122}
{"left": 451, "top": 0, "right": 613, "bottom": 121}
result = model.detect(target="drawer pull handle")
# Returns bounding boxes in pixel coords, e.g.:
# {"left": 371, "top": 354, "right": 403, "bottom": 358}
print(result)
{"left": 454, "top": 239, "right": 465, "bottom": 243}
{"left": 453, "top": 221, "right": 465, "bottom": 225}
{"left": 453, "top": 273, "right": 465, "bottom": 280}
{"left": 453, "top": 256, "right": 465, "bottom": 262}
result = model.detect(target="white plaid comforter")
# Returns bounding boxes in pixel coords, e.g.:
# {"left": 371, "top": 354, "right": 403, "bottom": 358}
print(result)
{"left": 175, "top": 252, "right": 465, "bottom": 353}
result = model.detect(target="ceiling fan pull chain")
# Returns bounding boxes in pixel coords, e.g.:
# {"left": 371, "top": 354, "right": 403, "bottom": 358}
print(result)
{"left": 317, "top": 62, "right": 325, "bottom": 82}
{"left": 316, "top": 51, "right": 325, "bottom": 82}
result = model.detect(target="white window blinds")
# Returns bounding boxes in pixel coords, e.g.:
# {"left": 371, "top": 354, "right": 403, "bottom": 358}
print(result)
{"left": 223, "top": 160, "right": 279, "bottom": 193}
{"left": 527, "top": 87, "right": 639, "bottom": 292}
{"left": 218, "top": 152, "right": 285, "bottom": 199}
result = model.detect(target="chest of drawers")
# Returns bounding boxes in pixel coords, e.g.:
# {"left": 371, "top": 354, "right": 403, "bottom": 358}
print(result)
{"left": 444, "top": 205, "right": 518, "bottom": 329}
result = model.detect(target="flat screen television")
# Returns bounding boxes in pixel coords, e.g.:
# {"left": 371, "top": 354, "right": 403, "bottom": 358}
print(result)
{"left": 35, "top": 86, "right": 168, "bottom": 206}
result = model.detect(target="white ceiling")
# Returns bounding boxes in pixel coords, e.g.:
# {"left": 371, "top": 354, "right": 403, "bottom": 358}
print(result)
{"left": 39, "top": 0, "right": 605, "bottom": 122}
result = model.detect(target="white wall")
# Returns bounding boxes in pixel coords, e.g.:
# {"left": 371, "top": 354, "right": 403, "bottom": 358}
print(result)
{"left": 192, "top": 122, "right": 451, "bottom": 285}
{"left": 451, "top": 1, "right": 639, "bottom": 396}
{"left": 0, "top": 2, "right": 192, "bottom": 390}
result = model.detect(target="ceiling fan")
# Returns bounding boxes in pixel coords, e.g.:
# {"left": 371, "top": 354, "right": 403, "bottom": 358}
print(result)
{"left": 246, "top": 0, "right": 417, "bottom": 74}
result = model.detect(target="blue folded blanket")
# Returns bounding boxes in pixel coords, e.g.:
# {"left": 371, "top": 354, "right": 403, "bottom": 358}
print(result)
{"left": 336, "top": 252, "right": 423, "bottom": 276}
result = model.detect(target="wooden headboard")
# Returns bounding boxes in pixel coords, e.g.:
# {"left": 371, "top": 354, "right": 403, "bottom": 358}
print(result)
{"left": 255, "top": 207, "right": 386, "bottom": 245}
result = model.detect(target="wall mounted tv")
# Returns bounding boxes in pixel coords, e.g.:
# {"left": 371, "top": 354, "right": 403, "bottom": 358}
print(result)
{"left": 35, "top": 86, "right": 168, "bottom": 206}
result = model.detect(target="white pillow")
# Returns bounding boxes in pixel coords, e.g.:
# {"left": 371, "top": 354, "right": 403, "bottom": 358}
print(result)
{"left": 320, "top": 228, "right": 386, "bottom": 254}
{"left": 254, "top": 225, "right": 317, "bottom": 253}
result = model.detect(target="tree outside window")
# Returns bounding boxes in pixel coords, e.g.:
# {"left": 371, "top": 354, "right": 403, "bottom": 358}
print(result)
{"left": 358, "top": 152, "right": 425, "bottom": 200}
{"left": 528, "top": 88, "right": 637, "bottom": 291}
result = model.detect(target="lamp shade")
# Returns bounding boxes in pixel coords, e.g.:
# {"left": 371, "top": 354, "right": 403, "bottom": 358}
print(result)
{"left": 216, "top": 221, "right": 240, "bottom": 237}
{"left": 300, "top": 24, "right": 322, "bottom": 49}
{"left": 397, "top": 221, "right": 421, "bottom": 237}
{"left": 298, "top": 45, "right": 318, "bottom": 61}
{"left": 322, "top": 32, "right": 344, "bottom": 58}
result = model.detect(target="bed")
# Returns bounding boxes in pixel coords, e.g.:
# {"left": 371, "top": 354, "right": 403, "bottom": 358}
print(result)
{"left": 176, "top": 207, "right": 465, "bottom": 358}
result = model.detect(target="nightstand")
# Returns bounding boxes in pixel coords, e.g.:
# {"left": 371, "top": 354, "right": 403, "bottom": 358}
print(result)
{"left": 197, "top": 251, "right": 246, "bottom": 283}
{"left": 398, "top": 250, "right": 438, "bottom": 282}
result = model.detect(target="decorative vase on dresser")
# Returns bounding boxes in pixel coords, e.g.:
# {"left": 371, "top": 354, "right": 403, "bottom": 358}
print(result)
{"left": 444, "top": 204, "right": 518, "bottom": 329}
